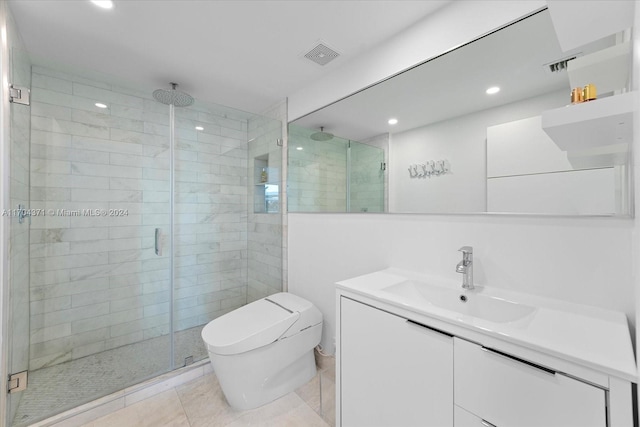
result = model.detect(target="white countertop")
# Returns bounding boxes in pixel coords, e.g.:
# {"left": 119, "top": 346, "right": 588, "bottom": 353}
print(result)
{"left": 336, "top": 268, "right": 637, "bottom": 382}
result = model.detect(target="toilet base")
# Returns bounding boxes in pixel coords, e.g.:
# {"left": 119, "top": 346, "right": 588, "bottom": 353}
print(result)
{"left": 208, "top": 323, "right": 322, "bottom": 411}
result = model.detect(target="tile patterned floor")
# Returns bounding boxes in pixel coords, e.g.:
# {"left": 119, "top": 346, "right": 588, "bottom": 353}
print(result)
{"left": 82, "top": 356, "right": 336, "bottom": 427}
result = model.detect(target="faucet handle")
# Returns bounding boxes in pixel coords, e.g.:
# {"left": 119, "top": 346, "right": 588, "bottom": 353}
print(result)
{"left": 458, "top": 246, "right": 473, "bottom": 254}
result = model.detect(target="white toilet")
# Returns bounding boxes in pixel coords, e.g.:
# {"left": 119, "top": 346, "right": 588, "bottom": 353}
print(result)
{"left": 201, "top": 292, "right": 323, "bottom": 411}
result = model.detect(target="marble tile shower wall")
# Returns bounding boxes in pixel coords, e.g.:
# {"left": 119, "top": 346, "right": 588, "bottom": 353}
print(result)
{"left": 28, "top": 66, "right": 249, "bottom": 370}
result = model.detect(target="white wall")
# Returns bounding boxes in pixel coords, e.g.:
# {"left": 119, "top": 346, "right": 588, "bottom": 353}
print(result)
{"left": 289, "top": 213, "right": 634, "bottom": 353}
{"left": 288, "top": 214, "right": 391, "bottom": 352}
{"left": 487, "top": 114, "right": 619, "bottom": 215}
{"left": 390, "top": 90, "right": 565, "bottom": 213}
{"left": 287, "top": 0, "right": 638, "bottom": 356}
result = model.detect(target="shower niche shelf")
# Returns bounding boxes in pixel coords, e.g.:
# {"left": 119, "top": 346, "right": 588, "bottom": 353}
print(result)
{"left": 541, "top": 91, "right": 636, "bottom": 152}
{"left": 253, "top": 155, "right": 279, "bottom": 214}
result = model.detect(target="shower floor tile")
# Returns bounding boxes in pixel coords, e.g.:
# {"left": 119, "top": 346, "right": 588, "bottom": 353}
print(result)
{"left": 11, "top": 326, "right": 208, "bottom": 427}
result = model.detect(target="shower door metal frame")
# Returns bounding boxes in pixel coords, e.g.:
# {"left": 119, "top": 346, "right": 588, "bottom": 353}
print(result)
{"left": 168, "top": 103, "right": 176, "bottom": 370}
{"left": 1, "top": 1, "right": 13, "bottom": 424}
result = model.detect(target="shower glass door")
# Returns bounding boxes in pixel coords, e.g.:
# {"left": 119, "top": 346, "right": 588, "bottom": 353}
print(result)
{"left": 9, "top": 66, "right": 174, "bottom": 426}
{"left": 5, "top": 7, "right": 32, "bottom": 424}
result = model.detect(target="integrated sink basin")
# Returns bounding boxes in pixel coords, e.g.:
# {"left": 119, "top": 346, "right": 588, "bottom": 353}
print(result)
{"left": 381, "top": 279, "right": 537, "bottom": 323}
{"left": 336, "top": 268, "right": 638, "bottom": 383}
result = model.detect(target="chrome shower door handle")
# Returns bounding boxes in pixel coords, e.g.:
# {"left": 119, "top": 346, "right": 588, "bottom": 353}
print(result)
{"left": 155, "top": 228, "right": 163, "bottom": 256}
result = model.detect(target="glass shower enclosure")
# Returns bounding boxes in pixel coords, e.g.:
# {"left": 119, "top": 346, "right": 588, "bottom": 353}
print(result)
{"left": 1, "top": 4, "right": 284, "bottom": 425}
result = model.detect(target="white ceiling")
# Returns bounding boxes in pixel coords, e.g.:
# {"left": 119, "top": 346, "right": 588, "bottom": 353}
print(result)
{"left": 8, "top": 0, "right": 450, "bottom": 114}
{"left": 292, "top": 9, "right": 615, "bottom": 141}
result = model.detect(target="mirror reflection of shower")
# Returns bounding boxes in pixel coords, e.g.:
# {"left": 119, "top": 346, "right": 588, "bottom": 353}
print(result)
{"left": 288, "top": 124, "right": 386, "bottom": 213}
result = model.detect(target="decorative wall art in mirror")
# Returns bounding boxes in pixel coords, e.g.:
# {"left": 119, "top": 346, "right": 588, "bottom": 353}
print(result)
{"left": 288, "top": 8, "right": 634, "bottom": 216}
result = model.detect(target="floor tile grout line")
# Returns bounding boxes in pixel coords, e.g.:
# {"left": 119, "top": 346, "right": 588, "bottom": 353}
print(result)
{"left": 169, "top": 387, "right": 193, "bottom": 427}
{"left": 173, "top": 382, "right": 194, "bottom": 427}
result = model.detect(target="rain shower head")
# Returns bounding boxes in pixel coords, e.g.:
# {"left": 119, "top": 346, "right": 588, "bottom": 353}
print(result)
{"left": 310, "top": 126, "right": 334, "bottom": 141}
{"left": 153, "top": 82, "right": 194, "bottom": 107}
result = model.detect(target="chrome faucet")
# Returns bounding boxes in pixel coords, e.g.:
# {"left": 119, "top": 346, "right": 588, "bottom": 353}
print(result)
{"left": 456, "top": 246, "right": 474, "bottom": 290}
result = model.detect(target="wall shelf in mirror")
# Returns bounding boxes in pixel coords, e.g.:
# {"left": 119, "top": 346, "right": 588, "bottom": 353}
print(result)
{"left": 541, "top": 91, "right": 636, "bottom": 152}
{"left": 567, "top": 41, "right": 631, "bottom": 95}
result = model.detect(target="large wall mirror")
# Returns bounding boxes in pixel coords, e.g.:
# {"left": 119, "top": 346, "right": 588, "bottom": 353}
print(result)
{"left": 288, "top": 8, "right": 633, "bottom": 216}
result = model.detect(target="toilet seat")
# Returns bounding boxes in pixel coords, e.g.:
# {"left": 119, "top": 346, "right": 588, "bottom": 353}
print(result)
{"left": 201, "top": 293, "right": 322, "bottom": 356}
{"left": 202, "top": 299, "right": 299, "bottom": 355}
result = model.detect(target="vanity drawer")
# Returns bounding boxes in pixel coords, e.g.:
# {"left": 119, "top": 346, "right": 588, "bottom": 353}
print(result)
{"left": 455, "top": 405, "right": 497, "bottom": 426}
{"left": 454, "top": 338, "right": 606, "bottom": 427}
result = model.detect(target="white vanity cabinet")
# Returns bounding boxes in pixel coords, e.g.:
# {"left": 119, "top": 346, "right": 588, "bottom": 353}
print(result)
{"left": 340, "top": 297, "right": 454, "bottom": 427}
{"left": 336, "top": 272, "right": 635, "bottom": 427}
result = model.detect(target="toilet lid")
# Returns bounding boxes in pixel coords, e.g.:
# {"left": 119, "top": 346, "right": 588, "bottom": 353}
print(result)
{"left": 201, "top": 298, "right": 300, "bottom": 355}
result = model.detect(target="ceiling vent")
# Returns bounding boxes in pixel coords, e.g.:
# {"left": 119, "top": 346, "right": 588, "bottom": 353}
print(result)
{"left": 304, "top": 43, "right": 340, "bottom": 66}
{"left": 544, "top": 55, "right": 579, "bottom": 73}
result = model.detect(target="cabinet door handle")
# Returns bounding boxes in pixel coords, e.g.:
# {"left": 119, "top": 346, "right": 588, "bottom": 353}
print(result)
{"left": 406, "top": 319, "right": 453, "bottom": 338}
{"left": 481, "top": 346, "right": 556, "bottom": 376}
{"left": 481, "top": 420, "right": 497, "bottom": 427}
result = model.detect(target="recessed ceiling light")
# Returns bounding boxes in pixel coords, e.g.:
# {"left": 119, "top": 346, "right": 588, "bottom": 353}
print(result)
{"left": 486, "top": 86, "right": 500, "bottom": 95}
{"left": 195, "top": 126, "right": 204, "bottom": 131}
{"left": 91, "top": 0, "right": 114, "bottom": 9}
{"left": 95, "top": 102, "right": 108, "bottom": 109}
{"left": 388, "top": 118, "right": 398, "bottom": 125}
{"left": 296, "top": 147, "right": 303, "bottom": 151}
